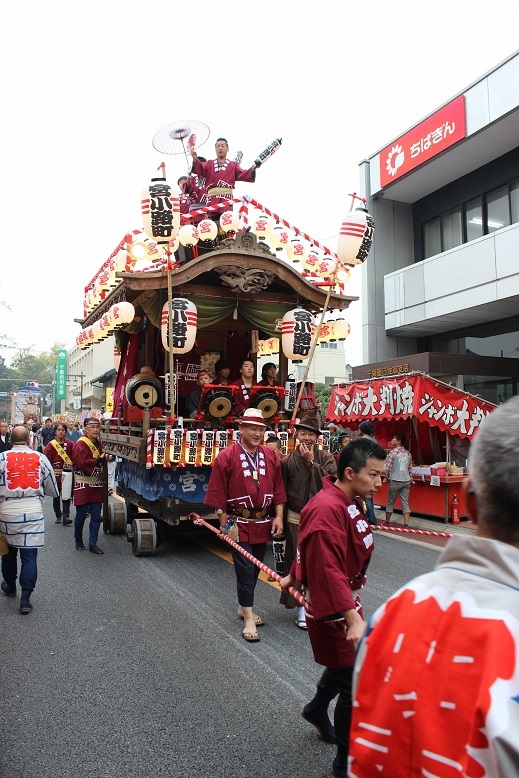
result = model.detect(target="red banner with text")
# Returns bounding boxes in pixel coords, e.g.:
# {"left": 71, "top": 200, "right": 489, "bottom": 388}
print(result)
{"left": 326, "top": 375, "right": 496, "bottom": 440}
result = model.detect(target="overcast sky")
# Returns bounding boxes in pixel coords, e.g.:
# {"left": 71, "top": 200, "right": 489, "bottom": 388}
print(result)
{"left": 1, "top": 0, "right": 518, "bottom": 367}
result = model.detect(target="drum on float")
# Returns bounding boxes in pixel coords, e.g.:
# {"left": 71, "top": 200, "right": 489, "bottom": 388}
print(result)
{"left": 201, "top": 386, "right": 235, "bottom": 419}
{"left": 125, "top": 375, "right": 164, "bottom": 409}
{"left": 250, "top": 389, "right": 281, "bottom": 419}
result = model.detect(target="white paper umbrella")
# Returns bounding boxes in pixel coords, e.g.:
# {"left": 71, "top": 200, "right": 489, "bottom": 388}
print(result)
{"left": 152, "top": 119, "right": 210, "bottom": 155}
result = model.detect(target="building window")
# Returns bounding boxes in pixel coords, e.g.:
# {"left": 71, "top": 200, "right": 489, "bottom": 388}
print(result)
{"left": 465, "top": 197, "right": 483, "bottom": 242}
{"left": 324, "top": 376, "right": 335, "bottom": 385}
{"left": 441, "top": 209, "right": 462, "bottom": 251}
{"left": 424, "top": 218, "right": 441, "bottom": 258}
{"left": 510, "top": 179, "right": 519, "bottom": 224}
{"left": 485, "top": 185, "right": 510, "bottom": 233}
{"left": 320, "top": 341, "right": 338, "bottom": 349}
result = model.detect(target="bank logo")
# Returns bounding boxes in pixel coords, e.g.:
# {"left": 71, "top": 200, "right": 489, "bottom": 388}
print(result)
{"left": 385, "top": 144, "right": 405, "bottom": 177}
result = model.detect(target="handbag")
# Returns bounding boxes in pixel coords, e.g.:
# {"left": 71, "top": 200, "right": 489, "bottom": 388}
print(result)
{"left": 0, "top": 534, "right": 9, "bottom": 556}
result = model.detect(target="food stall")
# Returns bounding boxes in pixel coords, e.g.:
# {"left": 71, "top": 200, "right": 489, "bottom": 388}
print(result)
{"left": 326, "top": 372, "right": 497, "bottom": 522}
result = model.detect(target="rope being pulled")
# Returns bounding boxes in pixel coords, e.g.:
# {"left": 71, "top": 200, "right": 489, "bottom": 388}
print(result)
{"left": 188, "top": 512, "right": 311, "bottom": 612}
{"left": 375, "top": 524, "right": 453, "bottom": 538}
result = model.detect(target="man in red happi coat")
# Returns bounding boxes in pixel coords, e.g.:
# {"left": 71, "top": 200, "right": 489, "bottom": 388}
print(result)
{"left": 231, "top": 358, "right": 256, "bottom": 417}
{"left": 190, "top": 137, "right": 256, "bottom": 208}
{"left": 44, "top": 421, "right": 75, "bottom": 526}
{"left": 72, "top": 417, "right": 107, "bottom": 554}
{"left": 281, "top": 437, "right": 386, "bottom": 778}
{"left": 204, "top": 408, "right": 286, "bottom": 643}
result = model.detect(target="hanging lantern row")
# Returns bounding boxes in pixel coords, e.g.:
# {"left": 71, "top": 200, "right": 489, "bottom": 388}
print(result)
{"left": 76, "top": 302, "right": 135, "bottom": 350}
{"left": 316, "top": 316, "right": 351, "bottom": 343}
{"left": 161, "top": 299, "right": 198, "bottom": 354}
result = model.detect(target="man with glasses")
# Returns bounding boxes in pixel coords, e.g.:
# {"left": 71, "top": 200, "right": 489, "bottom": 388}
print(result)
{"left": 72, "top": 418, "right": 106, "bottom": 554}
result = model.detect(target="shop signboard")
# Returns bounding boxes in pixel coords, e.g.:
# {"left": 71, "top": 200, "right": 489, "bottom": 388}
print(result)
{"left": 56, "top": 349, "right": 67, "bottom": 399}
{"left": 327, "top": 374, "right": 495, "bottom": 440}
{"left": 379, "top": 95, "right": 466, "bottom": 188}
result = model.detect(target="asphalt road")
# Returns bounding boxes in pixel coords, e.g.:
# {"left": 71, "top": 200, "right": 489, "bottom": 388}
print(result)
{"left": 1, "top": 499, "right": 442, "bottom": 778}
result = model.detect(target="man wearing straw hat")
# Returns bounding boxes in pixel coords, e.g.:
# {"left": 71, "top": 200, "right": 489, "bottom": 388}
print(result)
{"left": 280, "top": 415, "right": 336, "bottom": 631}
{"left": 204, "top": 408, "right": 286, "bottom": 642}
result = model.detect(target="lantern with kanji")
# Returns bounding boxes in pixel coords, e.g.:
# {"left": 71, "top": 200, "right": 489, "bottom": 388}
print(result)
{"left": 317, "top": 320, "right": 334, "bottom": 344}
{"left": 302, "top": 247, "right": 321, "bottom": 275}
{"left": 178, "top": 224, "right": 199, "bottom": 247}
{"left": 269, "top": 223, "right": 290, "bottom": 252}
{"left": 282, "top": 308, "right": 313, "bottom": 361}
{"left": 316, "top": 256, "right": 336, "bottom": 279}
{"left": 141, "top": 176, "right": 180, "bottom": 246}
{"left": 251, "top": 212, "right": 272, "bottom": 240}
{"left": 197, "top": 219, "right": 218, "bottom": 242}
{"left": 112, "top": 301, "right": 135, "bottom": 328}
{"left": 220, "top": 210, "right": 239, "bottom": 234}
{"left": 161, "top": 298, "right": 197, "bottom": 353}
{"left": 286, "top": 237, "right": 308, "bottom": 265}
{"left": 337, "top": 207, "right": 375, "bottom": 266}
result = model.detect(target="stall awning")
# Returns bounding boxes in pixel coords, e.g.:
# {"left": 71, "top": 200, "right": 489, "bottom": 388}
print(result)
{"left": 326, "top": 373, "right": 497, "bottom": 440}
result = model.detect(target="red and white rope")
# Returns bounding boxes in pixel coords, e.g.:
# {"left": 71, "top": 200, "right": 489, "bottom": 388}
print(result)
{"left": 375, "top": 525, "right": 453, "bottom": 538}
{"left": 244, "top": 196, "right": 337, "bottom": 258}
{"left": 189, "top": 512, "right": 309, "bottom": 610}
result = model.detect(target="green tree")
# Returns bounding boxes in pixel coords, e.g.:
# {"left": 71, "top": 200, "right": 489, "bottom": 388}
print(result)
{"left": 314, "top": 382, "right": 332, "bottom": 418}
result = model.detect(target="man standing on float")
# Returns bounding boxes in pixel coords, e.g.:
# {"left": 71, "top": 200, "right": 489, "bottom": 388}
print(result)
{"left": 190, "top": 138, "right": 256, "bottom": 208}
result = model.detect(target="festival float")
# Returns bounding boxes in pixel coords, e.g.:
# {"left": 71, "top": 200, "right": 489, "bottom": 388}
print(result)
{"left": 326, "top": 373, "right": 497, "bottom": 522}
{"left": 75, "top": 119, "right": 374, "bottom": 555}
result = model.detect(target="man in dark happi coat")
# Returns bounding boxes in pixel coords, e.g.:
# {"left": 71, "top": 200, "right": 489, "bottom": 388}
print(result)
{"left": 281, "top": 437, "right": 386, "bottom": 778}
{"left": 72, "top": 417, "right": 107, "bottom": 554}
{"left": 280, "top": 416, "right": 336, "bottom": 630}
{"left": 204, "top": 409, "right": 286, "bottom": 643}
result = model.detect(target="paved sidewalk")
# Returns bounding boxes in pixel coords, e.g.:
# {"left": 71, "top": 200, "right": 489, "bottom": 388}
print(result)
{"left": 373, "top": 507, "right": 475, "bottom": 536}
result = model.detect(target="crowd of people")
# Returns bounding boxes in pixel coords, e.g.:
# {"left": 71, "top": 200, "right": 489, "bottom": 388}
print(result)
{"left": 2, "top": 394, "right": 519, "bottom": 776}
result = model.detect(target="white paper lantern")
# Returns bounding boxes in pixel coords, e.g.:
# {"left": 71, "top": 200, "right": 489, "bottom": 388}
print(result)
{"left": 337, "top": 208, "right": 375, "bottom": 266}
{"left": 281, "top": 308, "right": 313, "bottom": 361}
{"left": 197, "top": 219, "right": 218, "bottom": 242}
{"left": 220, "top": 210, "right": 239, "bottom": 233}
{"left": 316, "top": 256, "right": 336, "bottom": 279}
{"left": 286, "top": 237, "right": 308, "bottom": 265}
{"left": 178, "top": 224, "right": 199, "bottom": 247}
{"left": 141, "top": 176, "right": 180, "bottom": 245}
{"left": 302, "top": 247, "right": 321, "bottom": 274}
{"left": 317, "top": 319, "right": 334, "bottom": 343}
{"left": 333, "top": 317, "right": 350, "bottom": 341}
{"left": 161, "top": 299, "right": 197, "bottom": 353}
{"left": 112, "top": 301, "right": 135, "bottom": 327}
{"left": 169, "top": 234, "right": 180, "bottom": 253}
{"left": 251, "top": 212, "right": 272, "bottom": 240}
{"left": 129, "top": 242, "right": 148, "bottom": 262}
{"left": 269, "top": 223, "right": 290, "bottom": 252}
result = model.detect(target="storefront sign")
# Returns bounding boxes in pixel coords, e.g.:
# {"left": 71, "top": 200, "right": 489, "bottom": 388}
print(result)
{"left": 327, "top": 374, "right": 495, "bottom": 440}
{"left": 379, "top": 95, "right": 466, "bottom": 188}
{"left": 367, "top": 363, "right": 410, "bottom": 379}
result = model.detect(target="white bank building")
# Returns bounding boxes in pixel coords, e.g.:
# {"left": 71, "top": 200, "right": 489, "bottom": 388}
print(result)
{"left": 357, "top": 49, "right": 519, "bottom": 404}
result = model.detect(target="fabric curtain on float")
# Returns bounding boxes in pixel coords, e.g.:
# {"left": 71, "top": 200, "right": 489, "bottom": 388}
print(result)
{"left": 139, "top": 291, "right": 292, "bottom": 337}
{"left": 111, "top": 333, "right": 140, "bottom": 418}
